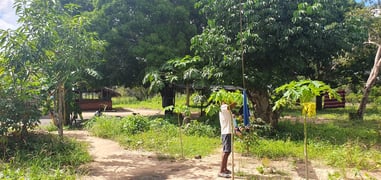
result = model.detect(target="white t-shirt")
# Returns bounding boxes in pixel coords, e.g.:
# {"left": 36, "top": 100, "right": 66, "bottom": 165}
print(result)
{"left": 219, "top": 104, "right": 232, "bottom": 135}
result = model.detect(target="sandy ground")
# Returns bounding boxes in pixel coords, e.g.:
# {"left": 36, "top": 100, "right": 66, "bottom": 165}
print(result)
{"left": 40, "top": 108, "right": 381, "bottom": 180}
{"left": 66, "top": 130, "right": 357, "bottom": 180}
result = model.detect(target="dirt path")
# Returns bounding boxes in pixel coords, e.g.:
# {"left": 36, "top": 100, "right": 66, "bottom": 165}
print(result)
{"left": 66, "top": 130, "right": 224, "bottom": 180}
{"left": 65, "top": 130, "right": 337, "bottom": 180}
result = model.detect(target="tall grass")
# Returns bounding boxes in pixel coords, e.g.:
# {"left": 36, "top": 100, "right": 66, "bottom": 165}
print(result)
{"left": 0, "top": 132, "right": 91, "bottom": 179}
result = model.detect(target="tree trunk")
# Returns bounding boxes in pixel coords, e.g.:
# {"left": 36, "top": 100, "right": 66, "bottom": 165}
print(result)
{"left": 357, "top": 46, "right": 381, "bottom": 120}
{"left": 185, "top": 82, "right": 190, "bottom": 106}
{"left": 248, "top": 89, "right": 279, "bottom": 128}
{"left": 57, "top": 84, "right": 64, "bottom": 138}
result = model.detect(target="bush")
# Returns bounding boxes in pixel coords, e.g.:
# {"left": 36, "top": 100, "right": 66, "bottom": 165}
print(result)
{"left": 183, "top": 120, "right": 217, "bottom": 137}
{"left": 0, "top": 95, "right": 41, "bottom": 136}
{"left": 121, "top": 115, "right": 150, "bottom": 135}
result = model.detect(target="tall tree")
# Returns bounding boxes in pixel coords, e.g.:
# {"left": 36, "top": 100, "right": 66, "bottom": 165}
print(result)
{"left": 350, "top": 2, "right": 381, "bottom": 119}
{"left": 0, "top": 0, "right": 104, "bottom": 137}
{"left": 90, "top": 0, "right": 204, "bottom": 87}
{"left": 192, "top": 0, "right": 357, "bottom": 126}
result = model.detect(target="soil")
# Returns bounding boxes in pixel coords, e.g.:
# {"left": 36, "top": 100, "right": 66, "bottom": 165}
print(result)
{"left": 49, "top": 108, "right": 380, "bottom": 180}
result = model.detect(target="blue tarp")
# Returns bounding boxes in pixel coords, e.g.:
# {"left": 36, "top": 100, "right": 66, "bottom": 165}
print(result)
{"left": 243, "top": 90, "right": 250, "bottom": 126}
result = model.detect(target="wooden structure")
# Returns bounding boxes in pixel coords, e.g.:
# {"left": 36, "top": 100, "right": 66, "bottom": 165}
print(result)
{"left": 77, "top": 87, "right": 121, "bottom": 111}
{"left": 323, "top": 90, "right": 346, "bottom": 109}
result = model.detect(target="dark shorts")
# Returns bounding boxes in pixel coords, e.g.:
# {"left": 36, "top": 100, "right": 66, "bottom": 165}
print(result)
{"left": 221, "top": 134, "right": 232, "bottom": 153}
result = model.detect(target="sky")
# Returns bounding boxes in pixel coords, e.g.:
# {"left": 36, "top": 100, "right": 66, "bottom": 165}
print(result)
{"left": 0, "top": 0, "right": 18, "bottom": 30}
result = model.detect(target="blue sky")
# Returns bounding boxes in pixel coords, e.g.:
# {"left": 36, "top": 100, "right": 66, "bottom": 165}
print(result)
{"left": 0, "top": 0, "right": 18, "bottom": 30}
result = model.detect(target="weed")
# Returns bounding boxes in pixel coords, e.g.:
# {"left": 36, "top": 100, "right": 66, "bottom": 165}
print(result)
{"left": 0, "top": 132, "right": 90, "bottom": 179}
{"left": 183, "top": 120, "right": 217, "bottom": 137}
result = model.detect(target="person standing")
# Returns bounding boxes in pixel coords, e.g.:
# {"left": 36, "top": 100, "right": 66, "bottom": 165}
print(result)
{"left": 218, "top": 102, "right": 235, "bottom": 178}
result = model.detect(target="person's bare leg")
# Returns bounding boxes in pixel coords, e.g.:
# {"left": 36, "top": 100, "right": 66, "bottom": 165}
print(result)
{"left": 220, "top": 152, "right": 230, "bottom": 173}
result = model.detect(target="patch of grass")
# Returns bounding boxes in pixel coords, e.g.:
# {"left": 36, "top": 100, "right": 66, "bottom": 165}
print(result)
{"left": 113, "top": 95, "right": 163, "bottom": 109}
{"left": 113, "top": 93, "right": 202, "bottom": 112}
{"left": 276, "top": 120, "right": 380, "bottom": 146}
{"left": 0, "top": 132, "right": 91, "bottom": 179}
{"left": 86, "top": 116, "right": 124, "bottom": 138}
{"left": 88, "top": 115, "right": 220, "bottom": 158}
{"left": 39, "top": 123, "right": 58, "bottom": 132}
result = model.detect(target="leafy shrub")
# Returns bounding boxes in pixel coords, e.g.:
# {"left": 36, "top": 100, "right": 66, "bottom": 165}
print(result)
{"left": 0, "top": 95, "right": 41, "bottom": 136}
{"left": 346, "top": 92, "right": 362, "bottom": 105}
{"left": 149, "top": 118, "right": 176, "bottom": 131}
{"left": 121, "top": 115, "right": 150, "bottom": 135}
{"left": 183, "top": 120, "right": 217, "bottom": 137}
{"left": 0, "top": 133, "right": 90, "bottom": 179}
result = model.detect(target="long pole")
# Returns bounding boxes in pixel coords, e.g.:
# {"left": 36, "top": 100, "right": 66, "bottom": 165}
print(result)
{"left": 240, "top": 0, "right": 245, "bottom": 89}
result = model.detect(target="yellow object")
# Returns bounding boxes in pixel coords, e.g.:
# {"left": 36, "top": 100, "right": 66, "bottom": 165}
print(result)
{"left": 301, "top": 102, "right": 316, "bottom": 117}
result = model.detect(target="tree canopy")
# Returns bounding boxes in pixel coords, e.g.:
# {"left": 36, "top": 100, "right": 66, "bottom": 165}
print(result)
{"left": 1, "top": 0, "right": 379, "bottom": 130}
{"left": 191, "top": 0, "right": 358, "bottom": 124}
{"left": 88, "top": 0, "right": 205, "bottom": 87}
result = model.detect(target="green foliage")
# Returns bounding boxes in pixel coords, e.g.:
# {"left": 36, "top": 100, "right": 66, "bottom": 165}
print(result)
{"left": 112, "top": 94, "right": 163, "bottom": 109}
{"left": 191, "top": 92, "right": 207, "bottom": 106}
{"left": 346, "top": 92, "right": 362, "bottom": 105}
{"left": 276, "top": 120, "right": 380, "bottom": 146}
{"left": 86, "top": 116, "right": 124, "bottom": 138}
{"left": 172, "top": 104, "right": 191, "bottom": 117}
{"left": 149, "top": 118, "right": 178, "bottom": 133}
{"left": 121, "top": 115, "right": 150, "bottom": 135}
{"left": 0, "top": 133, "right": 91, "bottom": 179}
{"left": 327, "top": 140, "right": 381, "bottom": 170}
{"left": 235, "top": 117, "right": 272, "bottom": 155}
{"left": 244, "top": 139, "right": 303, "bottom": 159}
{"left": 273, "top": 80, "right": 339, "bottom": 110}
{"left": 205, "top": 89, "right": 242, "bottom": 116}
{"left": 91, "top": 0, "right": 203, "bottom": 87}
{"left": 183, "top": 120, "right": 217, "bottom": 137}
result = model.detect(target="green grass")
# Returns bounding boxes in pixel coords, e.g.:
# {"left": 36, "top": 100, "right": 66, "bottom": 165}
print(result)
{"left": 112, "top": 93, "right": 204, "bottom": 112}
{"left": 113, "top": 95, "right": 163, "bottom": 109}
{"left": 86, "top": 115, "right": 220, "bottom": 159}
{"left": 0, "top": 132, "right": 91, "bottom": 179}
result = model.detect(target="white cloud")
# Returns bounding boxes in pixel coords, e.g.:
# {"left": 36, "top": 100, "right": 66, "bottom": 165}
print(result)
{"left": 0, "top": 0, "right": 19, "bottom": 30}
